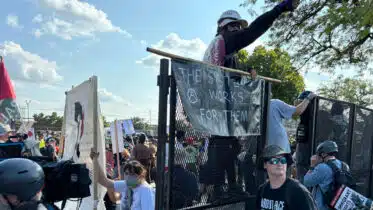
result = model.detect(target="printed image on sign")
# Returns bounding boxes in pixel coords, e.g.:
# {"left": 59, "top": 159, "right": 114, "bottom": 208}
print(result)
{"left": 122, "top": 119, "right": 135, "bottom": 135}
{"left": 110, "top": 120, "right": 124, "bottom": 154}
{"left": 61, "top": 78, "right": 106, "bottom": 210}
{"left": 332, "top": 185, "right": 370, "bottom": 210}
{"left": 172, "top": 59, "right": 263, "bottom": 136}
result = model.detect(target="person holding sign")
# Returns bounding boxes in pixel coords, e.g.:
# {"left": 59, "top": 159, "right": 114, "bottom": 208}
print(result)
{"left": 203, "top": 0, "right": 302, "bottom": 201}
{"left": 90, "top": 149, "right": 155, "bottom": 210}
{"left": 303, "top": 140, "right": 353, "bottom": 210}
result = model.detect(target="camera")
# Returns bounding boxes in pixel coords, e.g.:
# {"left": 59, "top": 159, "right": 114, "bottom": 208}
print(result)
{"left": 0, "top": 143, "right": 92, "bottom": 206}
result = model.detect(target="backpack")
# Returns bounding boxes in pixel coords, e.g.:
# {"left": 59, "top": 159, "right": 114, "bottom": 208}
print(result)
{"left": 323, "top": 160, "right": 356, "bottom": 207}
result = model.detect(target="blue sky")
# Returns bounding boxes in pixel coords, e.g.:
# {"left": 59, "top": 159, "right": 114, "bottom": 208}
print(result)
{"left": 1, "top": 0, "right": 330, "bottom": 123}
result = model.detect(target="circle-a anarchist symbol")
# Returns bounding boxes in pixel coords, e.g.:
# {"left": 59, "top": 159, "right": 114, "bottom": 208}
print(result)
{"left": 187, "top": 88, "right": 199, "bottom": 104}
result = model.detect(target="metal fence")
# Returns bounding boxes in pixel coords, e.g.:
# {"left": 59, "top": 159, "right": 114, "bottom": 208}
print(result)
{"left": 155, "top": 59, "right": 271, "bottom": 210}
{"left": 312, "top": 97, "right": 373, "bottom": 198}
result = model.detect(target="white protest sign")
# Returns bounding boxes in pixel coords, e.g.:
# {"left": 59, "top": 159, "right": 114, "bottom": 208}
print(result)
{"left": 110, "top": 120, "right": 124, "bottom": 154}
{"left": 122, "top": 119, "right": 135, "bottom": 135}
{"left": 331, "top": 185, "right": 370, "bottom": 210}
{"left": 61, "top": 77, "right": 106, "bottom": 210}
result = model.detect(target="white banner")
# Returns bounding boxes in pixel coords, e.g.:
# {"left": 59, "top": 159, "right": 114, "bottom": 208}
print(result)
{"left": 61, "top": 77, "right": 106, "bottom": 210}
{"left": 110, "top": 120, "right": 124, "bottom": 154}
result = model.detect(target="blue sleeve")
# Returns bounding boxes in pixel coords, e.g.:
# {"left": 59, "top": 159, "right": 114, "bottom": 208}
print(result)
{"left": 303, "top": 164, "right": 329, "bottom": 188}
{"left": 140, "top": 187, "right": 155, "bottom": 210}
{"left": 271, "top": 99, "right": 296, "bottom": 119}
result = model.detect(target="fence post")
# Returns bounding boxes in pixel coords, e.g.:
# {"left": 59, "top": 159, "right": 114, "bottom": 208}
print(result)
{"left": 310, "top": 97, "right": 319, "bottom": 154}
{"left": 155, "top": 59, "right": 170, "bottom": 210}
{"left": 255, "top": 81, "right": 271, "bottom": 187}
{"left": 369, "top": 129, "right": 373, "bottom": 198}
{"left": 166, "top": 69, "right": 177, "bottom": 210}
{"left": 347, "top": 104, "right": 356, "bottom": 166}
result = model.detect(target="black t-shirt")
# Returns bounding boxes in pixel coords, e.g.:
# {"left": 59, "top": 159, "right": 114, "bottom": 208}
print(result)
{"left": 256, "top": 178, "right": 316, "bottom": 210}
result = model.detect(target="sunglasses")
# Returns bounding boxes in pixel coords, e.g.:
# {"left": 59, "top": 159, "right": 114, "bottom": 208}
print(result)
{"left": 266, "top": 157, "right": 287, "bottom": 165}
{"left": 227, "top": 23, "right": 242, "bottom": 30}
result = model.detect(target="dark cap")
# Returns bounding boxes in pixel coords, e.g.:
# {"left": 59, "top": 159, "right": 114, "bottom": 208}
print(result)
{"left": 262, "top": 145, "right": 288, "bottom": 158}
{"left": 262, "top": 145, "right": 293, "bottom": 165}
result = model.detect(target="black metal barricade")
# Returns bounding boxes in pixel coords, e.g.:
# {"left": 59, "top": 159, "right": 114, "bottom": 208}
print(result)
{"left": 155, "top": 58, "right": 272, "bottom": 210}
{"left": 308, "top": 96, "right": 373, "bottom": 198}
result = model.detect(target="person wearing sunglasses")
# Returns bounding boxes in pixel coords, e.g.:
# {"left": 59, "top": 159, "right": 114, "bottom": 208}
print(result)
{"left": 256, "top": 145, "right": 317, "bottom": 210}
{"left": 204, "top": 0, "right": 300, "bottom": 70}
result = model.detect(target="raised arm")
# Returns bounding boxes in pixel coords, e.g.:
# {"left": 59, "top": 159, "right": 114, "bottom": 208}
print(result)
{"left": 294, "top": 93, "right": 317, "bottom": 116}
{"left": 90, "top": 149, "right": 115, "bottom": 189}
{"left": 224, "top": 0, "right": 299, "bottom": 54}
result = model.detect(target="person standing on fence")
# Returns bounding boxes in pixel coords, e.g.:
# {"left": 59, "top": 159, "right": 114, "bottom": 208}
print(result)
{"left": 203, "top": 0, "right": 302, "bottom": 202}
{"left": 256, "top": 145, "right": 317, "bottom": 210}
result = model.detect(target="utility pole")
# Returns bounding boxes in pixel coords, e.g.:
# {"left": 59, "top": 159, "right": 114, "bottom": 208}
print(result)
{"left": 25, "top": 100, "right": 31, "bottom": 122}
{"left": 149, "top": 110, "right": 152, "bottom": 125}
{"left": 19, "top": 106, "right": 26, "bottom": 119}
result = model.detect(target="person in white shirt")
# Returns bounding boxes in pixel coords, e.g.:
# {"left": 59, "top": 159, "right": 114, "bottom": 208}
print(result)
{"left": 90, "top": 149, "right": 155, "bottom": 210}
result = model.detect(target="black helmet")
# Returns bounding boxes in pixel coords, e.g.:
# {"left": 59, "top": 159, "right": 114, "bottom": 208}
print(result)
{"left": 262, "top": 145, "right": 293, "bottom": 165}
{"left": 0, "top": 158, "right": 45, "bottom": 201}
{"left": 298, "top": 90, "right": 312, "bottom": 100}
{"left": 316, "top": 140, "right": 338, "bottom": 155}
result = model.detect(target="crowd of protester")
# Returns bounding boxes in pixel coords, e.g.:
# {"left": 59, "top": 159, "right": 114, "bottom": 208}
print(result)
{"left": 1, "top": 0, "right": 373, "bottom": 207}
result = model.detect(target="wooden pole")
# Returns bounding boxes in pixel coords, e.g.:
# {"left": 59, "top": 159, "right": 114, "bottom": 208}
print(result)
{"left": 114, "top": 119, "right": 122, "bottom": 180}
{"left": 92, "top": 76, "right": 99, "bottom": 210}
{"left": 146, "top": 47, "right": 282, "bottom": 83}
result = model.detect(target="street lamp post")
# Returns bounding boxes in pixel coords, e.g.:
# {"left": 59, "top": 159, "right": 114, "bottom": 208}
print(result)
{"left": 25, "top": 100, "right": 31, "bottom": 122}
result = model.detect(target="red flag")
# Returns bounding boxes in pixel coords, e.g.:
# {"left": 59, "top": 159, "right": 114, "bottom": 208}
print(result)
{"left": 0, "top": 57, "right": 21, "bottom": 125}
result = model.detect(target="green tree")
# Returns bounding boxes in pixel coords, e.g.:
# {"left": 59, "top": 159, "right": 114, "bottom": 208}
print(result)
{"left": 241, "top": 0, "right": 373, "bottom": 73}
{"left": 317, "top": 75, "right": 373, "bottom": 107}
{"left": 131, "top": 117, "right": 150, "bottom": 130}
{"left": 33, "top": 112, "right": 63, "bottom": 131}
{"left": 239, "top": 46, "right": 305, "bottom": 104}
{"left": 102, "top": 115, "right": 110, "bottom": 127}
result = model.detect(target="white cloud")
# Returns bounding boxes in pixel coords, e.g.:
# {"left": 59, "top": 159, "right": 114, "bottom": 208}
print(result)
{"left": 6, "top": 15, "right": 23, "bottom": 29}
{"left": 33, "top": 29, "right": 43, "bottom": 38}
{"left": 98, "top": 88, "right": 132, "bottom": 106}
{"left": 0, "top": 41, "right": 63, "bottom": 84}
{"left": 140, "top": 40, "right": 147, "bottom": 46}
{"left": 34, "top": 0, "right": 131, "bottom": 40}
{"left": 136, "top": 33, "right": 207, "bottom": 68}
{"left": 32, "top": 14, "right": 43, "bottom": 23}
